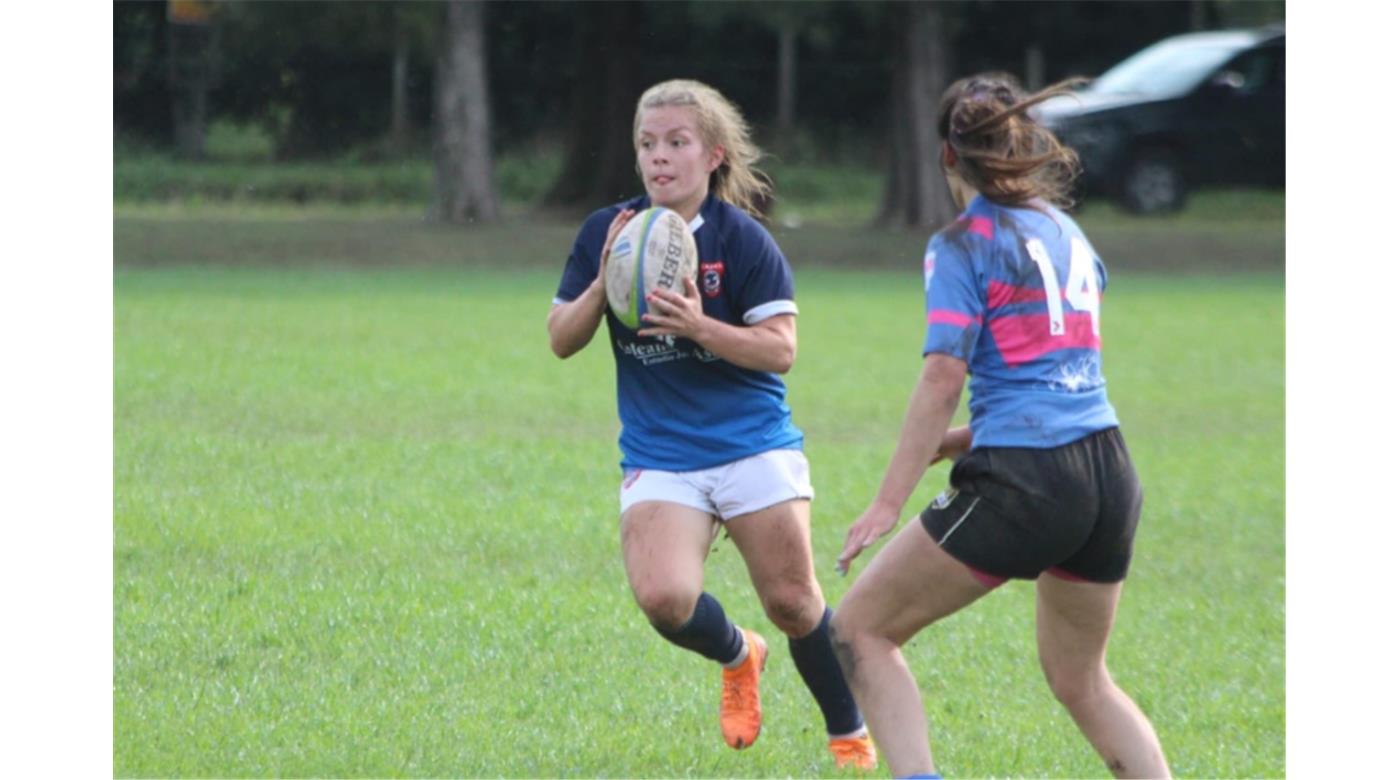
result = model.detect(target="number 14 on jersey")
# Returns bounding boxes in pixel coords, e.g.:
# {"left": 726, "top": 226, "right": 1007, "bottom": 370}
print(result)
{"left": 1025, "top": 237, "right": 1101, "bottom": 337}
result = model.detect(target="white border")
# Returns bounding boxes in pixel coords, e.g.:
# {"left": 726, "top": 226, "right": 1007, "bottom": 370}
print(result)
{"left": 10, "top": 3, "right": 112, "bottom": 777}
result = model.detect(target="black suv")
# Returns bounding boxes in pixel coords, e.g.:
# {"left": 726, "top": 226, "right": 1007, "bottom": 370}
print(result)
{"left": 1036, "top": 26, "right": 1284, "bottom": 213}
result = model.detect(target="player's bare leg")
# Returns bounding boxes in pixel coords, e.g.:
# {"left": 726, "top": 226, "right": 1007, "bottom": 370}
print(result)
{"left": 622, "top": 500, "right": 767, "bottom": 749}
{"left": 619, "top": 501, "right": 716, "bottom": 630}
{"left": 728, "top": 498, "right": 876, "bottom": 768}
{"left": 830, "top": 519, "right": 993, "bottom": 778}
{"left": 726, "top": 498, "right": 825, "bottom": 638}
{"left": 1035, "top": 574, "right": 1171, "bottom": 779}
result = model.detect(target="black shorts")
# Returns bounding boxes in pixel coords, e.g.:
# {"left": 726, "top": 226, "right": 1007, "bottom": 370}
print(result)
{"left": 920, "top": 427, "right": 1142, "bottom": 584}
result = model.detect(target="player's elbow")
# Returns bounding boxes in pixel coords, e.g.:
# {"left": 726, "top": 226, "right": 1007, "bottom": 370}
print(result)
{"left": 918, "top": 353, "right": 968, "bottom": 404}
{"left": 756, "top": 315, "right": 798, "bottom": 374}
{"left": 770, "top": 342, "right": 796, "bottom": 374}
{"left": 540, "top": 306, "right": 574, "bottom": 361}
{"left": 776, "top": 352, "right": 795, "bottom": 375}
{"left": 546, "top": 316, "right": 579, "bottom": 360}
{"left": 548, "top": 329, "right": 580, "bottom": 360}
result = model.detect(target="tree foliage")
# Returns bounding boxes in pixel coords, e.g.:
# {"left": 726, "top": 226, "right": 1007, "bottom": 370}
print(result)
{"left": 114, "top": 1, "right": 176, "bottom": 145}
{"left": 113, "top": 0, "right": 1285, "bottom": 220}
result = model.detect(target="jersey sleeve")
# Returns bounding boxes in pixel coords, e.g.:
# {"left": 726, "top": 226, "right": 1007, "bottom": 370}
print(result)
{"left": 922, "top": 233, "right": 984, "bottom": 360}
{"left": 554, "top": 209, "right": 613, "bottom": 304}
{"left": 731, "top": 221, "right": 797, "bottom": 324}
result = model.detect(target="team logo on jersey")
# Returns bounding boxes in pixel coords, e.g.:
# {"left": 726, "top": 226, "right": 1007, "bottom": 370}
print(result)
{"left": 1049, "top": 357, "right": 1101, "bottom": 393}
{"left": 923, "top": 250, "right": 937, "bottom": 291}
{"left": 701, "top": 261, "right": 725, "bottom": 298}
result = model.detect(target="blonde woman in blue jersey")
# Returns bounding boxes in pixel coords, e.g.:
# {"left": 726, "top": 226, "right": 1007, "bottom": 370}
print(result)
{"left": 547, "top": 79, "right": 875, "bottom": 770}
{"left": 831, "top": 73, "right": 1171, "bottom": 780}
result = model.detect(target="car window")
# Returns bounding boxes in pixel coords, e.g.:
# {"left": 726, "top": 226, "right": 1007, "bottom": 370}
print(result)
{"left": 1092, "top": 38, "right": 1248, "bottom": 98}
{"left": 1214, "top": 45, "right": 1284, "bottom": 94}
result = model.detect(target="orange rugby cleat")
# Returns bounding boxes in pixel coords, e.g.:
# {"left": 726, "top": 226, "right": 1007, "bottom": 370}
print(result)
{"left": 720, "top": 628, "right": 768, "bottom": 749}
{"left": 827, "top": 732, "right": 879, "bottom": 771}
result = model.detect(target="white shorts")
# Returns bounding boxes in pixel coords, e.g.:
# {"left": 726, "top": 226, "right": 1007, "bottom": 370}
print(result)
{"left": 619, "top": 449, "right": 814, "bottom": 521}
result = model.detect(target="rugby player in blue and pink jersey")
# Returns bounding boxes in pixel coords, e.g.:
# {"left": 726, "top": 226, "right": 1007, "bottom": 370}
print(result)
{"left": 831, "top": 73, "right": 1172, "bottom": 780}
{"left": 547, "top": 79, "right": 875, "bottom": 771}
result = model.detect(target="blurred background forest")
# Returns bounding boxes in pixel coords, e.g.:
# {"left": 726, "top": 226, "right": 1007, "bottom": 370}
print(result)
{"left": 114, "top": 0, "right": 1285, "bottom": 228}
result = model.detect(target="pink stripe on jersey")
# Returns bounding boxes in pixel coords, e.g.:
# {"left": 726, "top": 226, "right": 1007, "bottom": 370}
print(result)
{"left": 988, "top": 281, "right": 1106, "bottom": 309}
{"left": 927, "top": 309, "right": 983, "bottom": 328}
{"left": 965, "top": 215, "right": 994, "bottom": 240}
{"left": 987, "top": 280, "right": 1048, "bottom": 308}
{"left": 988, "top": 311, "right": 1101, "bottom": 366}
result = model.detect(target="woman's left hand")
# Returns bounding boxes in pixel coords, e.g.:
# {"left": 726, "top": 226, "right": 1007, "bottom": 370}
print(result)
{"left": 638, "top": 277, "right": 708, "bottom": 341}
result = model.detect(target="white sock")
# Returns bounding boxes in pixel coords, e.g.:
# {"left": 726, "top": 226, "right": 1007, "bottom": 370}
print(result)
{"left": 722, "top": 631, "right": 749, "bottom": 670}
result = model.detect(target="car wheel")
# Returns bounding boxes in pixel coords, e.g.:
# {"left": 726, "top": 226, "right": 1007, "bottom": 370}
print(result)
{"left": 1119, "top": 151, "right": 1187, "bottom": 214}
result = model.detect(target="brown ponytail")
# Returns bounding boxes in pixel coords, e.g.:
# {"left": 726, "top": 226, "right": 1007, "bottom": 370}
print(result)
{"left": 937, "top": 72, "right": 1087, "bottom": 209}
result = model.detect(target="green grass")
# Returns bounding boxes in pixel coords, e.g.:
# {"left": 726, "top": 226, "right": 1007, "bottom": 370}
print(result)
{"left": 115, "top": 251, "right": 1283, "bottom": 775}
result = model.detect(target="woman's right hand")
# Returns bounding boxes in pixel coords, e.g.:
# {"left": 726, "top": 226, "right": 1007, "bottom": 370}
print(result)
{"left": 548, "top": 207, "right": 637, "bottom": 357}
{"left": 596, "top": 208, "right": 636, "bottom": 283}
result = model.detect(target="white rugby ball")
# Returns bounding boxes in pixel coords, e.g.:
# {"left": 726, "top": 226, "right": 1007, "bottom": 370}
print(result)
{"left": 605, "top": 207, "right": 698, "bottom": 329}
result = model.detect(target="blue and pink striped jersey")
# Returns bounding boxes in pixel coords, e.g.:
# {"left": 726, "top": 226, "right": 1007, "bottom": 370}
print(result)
{"left": 923, "top": 195, "right": 1119, "bottom": 449}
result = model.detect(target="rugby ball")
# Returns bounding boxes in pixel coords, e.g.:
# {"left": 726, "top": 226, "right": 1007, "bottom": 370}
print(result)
{"left": 605, "top": 207, "right": 698, "bottom": 329}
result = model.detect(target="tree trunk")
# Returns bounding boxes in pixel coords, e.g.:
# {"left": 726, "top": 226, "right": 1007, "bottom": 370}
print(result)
{"left": 433, "top": 0, "right": 500, "bottom": 223}
{"left": 1024, "top": 43, "right": 1045, "bottom": 92}
{"left": 541, "top": 1, "right": 643, "bottom": 210}
{"left": 390, "top": 13, "right": 411, "bottom": 153}
{"left": 166, "top": 11, "right": 215, "bottom": 160}
{"left": 876, "top": 1, "right": 958, "bottom": 230}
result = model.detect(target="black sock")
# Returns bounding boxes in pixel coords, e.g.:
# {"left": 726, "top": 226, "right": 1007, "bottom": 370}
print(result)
{"left": 652, "top": 592, "right": 745, "bottom": 665}
{"left": 790, "top": 606, "right": 864, "bottom": 736}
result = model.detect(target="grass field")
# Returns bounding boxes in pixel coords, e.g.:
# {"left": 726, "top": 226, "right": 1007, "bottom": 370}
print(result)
{"left": 114, "top": 203, "right": 1283, "bottom": 778}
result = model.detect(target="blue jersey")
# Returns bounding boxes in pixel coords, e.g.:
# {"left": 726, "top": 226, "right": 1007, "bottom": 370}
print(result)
{"left": 922, "top": 195, "right": 1120, "bottom": 449}
{"left": 555, "top": 194, "right": 803, "bottom": 471}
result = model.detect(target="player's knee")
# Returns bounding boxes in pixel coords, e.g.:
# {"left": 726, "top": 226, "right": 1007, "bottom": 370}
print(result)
{"left": 634, "top": 584, "right": 699, "bottom": 631}
{"left": 830, "top": 604, "right": 854, "bottom": 641}
{"left": 830, "top": 599, "right": 880, "bottom": 645}
{"left": 1043, "top": 661, "right": 1110, "bottom": 710}
{"left": 761, "top": 584, "right": 822, "bottom": 636}
{"left": 830, "top": 603, "right": 883, "bottom": 651}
